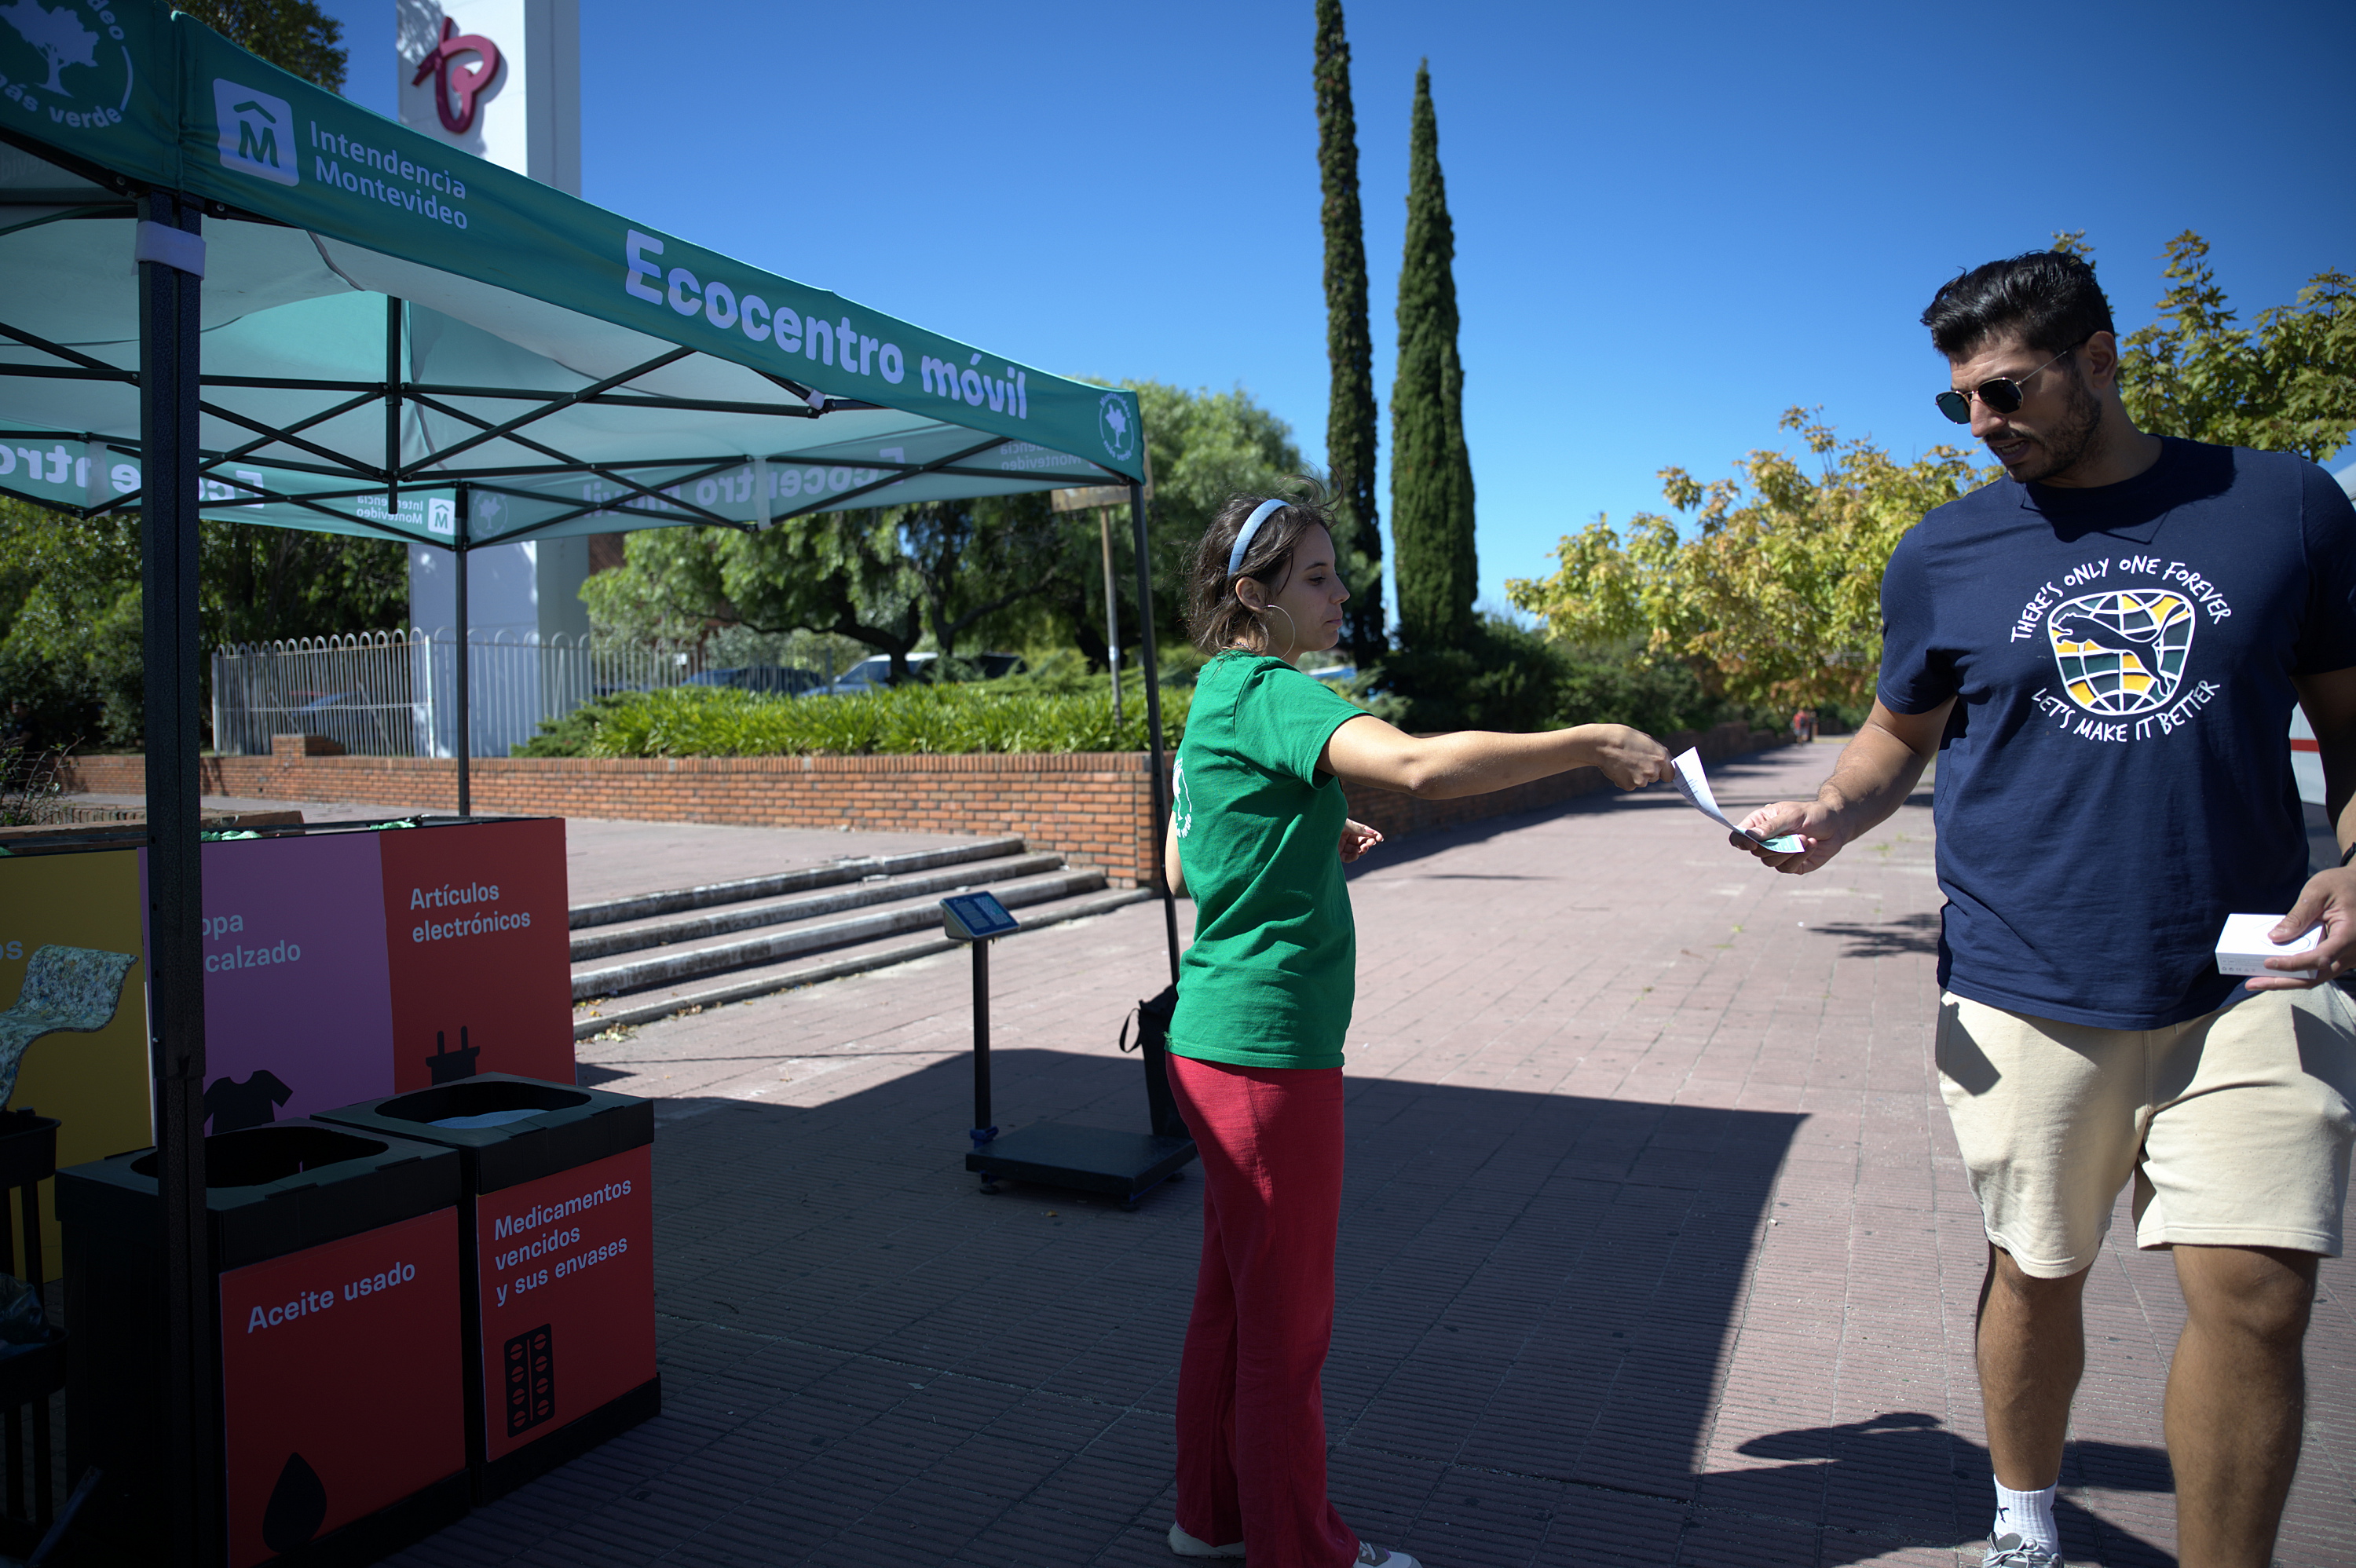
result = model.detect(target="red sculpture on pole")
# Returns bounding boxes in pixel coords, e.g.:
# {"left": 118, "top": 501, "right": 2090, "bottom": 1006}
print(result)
{"left": 409, "top": 16, "right": 502, "bottom": 135}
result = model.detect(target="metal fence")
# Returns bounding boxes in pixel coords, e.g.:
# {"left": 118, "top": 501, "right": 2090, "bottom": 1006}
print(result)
{"left": 209, "top": 630, "right": 709, "bottom": 758}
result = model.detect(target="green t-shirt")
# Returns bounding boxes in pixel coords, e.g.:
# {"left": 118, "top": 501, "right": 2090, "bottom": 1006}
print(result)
{"left": 1169, "top": 652, "right": 1369, "bottom": 1071}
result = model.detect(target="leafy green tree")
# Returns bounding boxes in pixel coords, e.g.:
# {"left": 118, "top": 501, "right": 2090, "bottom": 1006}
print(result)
{"left": 0, "top": 0, "right": 371, "bottom": 749}
{"left": 2112, "top": 232, "right": 2355, "bottom": 462}
{"left": 0, "top": 503, "right": 404, "bottom": 748}
{"left": 582, "top": 382, "right": 1308, "bottom": 680}
{"left": 1388, "top": 61, "right": 1476, "bottom": 651}
{"left": 179, "top": 0, "right": 346, "bottom": 93}
{"left": 1503, "top": 233, "right": 2355, "bottom": 715}
{"left": 1505, "top": 411, "right": 1987, "bottom": 710}
{"left": 1036, "top": 378, "right": 1305, "bottom": 665}
{"left": 1314, "top": 0, "right": 1385, "bottom": 664}
{"left": 583, "top": 509, "right": 928, "bottom": 679}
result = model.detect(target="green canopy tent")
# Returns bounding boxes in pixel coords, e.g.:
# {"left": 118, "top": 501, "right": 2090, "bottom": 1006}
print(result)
{"left": 0, "top": 5, "right": 1173, "bottom": 1553}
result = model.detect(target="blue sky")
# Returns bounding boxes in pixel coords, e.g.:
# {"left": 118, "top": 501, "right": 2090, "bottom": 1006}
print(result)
{"left": 324, "top": 0, "right": 2354, "bottom": 621}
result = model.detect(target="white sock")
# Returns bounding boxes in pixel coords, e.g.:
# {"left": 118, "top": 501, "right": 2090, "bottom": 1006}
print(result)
{"left": 1993, "top": 1480, "right": 2059, "bottom": 1553}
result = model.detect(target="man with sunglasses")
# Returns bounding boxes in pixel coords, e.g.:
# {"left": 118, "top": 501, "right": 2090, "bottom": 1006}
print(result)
{"left": 1734, "top": 250, "right": 2356, "bottom": 1568}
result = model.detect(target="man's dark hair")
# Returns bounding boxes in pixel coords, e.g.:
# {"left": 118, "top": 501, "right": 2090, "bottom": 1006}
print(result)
{"left": 1921, "top": 250, "right": 2114, "bottom": 359}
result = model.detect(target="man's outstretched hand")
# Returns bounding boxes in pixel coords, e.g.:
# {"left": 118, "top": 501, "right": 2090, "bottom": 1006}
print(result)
{"left": 1340, "top": 819, "right": 1385, "bottom": 863}
{"left": 2247, "top": 864, "right": 2356, "bottom": 989}
{"left": 1730, "top": 799, "right": 1848, "bottom": 875}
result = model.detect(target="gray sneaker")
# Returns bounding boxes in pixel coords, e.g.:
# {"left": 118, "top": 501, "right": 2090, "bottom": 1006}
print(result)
{"left": 1985, "top": 1533, "right": 2064, "bottom": 1567}
{"left": 1167, "top": 1522, "right": 1244, "bottom": 1559}
{"left": 1355, "top": 1546, "right": 1421, "bottom": 1568}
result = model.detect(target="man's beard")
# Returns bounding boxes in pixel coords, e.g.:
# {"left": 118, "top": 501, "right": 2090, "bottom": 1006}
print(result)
{"left": 2014, "top": 369, "right": 2105, "bottom": 484}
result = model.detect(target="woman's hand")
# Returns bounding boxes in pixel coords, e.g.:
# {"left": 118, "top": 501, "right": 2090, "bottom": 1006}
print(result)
{"left": 1583, "top": 725, "right": 1673, "bottom": 790}
{"left": 1339, "top": 819, "right": 1385, "bottom": 862}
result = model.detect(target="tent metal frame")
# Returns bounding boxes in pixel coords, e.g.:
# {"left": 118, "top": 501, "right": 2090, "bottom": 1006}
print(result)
{"left": 3, "top": 132, "right": 1179, "bottom": 1564}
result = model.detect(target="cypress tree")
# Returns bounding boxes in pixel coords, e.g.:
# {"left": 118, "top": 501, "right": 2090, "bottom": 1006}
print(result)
{"left": 1315, "top": 0, "right": 1385, "bottom": 663}
{"left": 1388, "top": 60, "right": 1476, "bottom": 650}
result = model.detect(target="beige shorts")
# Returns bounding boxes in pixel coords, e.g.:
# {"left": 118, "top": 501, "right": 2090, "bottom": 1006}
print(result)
{"left": 1936, "top": 986, "right": 2356, "bottom": 1278}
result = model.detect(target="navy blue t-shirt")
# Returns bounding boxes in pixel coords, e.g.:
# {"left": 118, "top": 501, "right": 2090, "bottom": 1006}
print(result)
{"left": 1879, "top": 438, "right": 2356, "bottom": 1029}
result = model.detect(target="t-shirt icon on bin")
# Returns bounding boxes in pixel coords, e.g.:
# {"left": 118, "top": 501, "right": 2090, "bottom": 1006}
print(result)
{"left": 314, "top": 1073, "right": 656, "bottom": 1502}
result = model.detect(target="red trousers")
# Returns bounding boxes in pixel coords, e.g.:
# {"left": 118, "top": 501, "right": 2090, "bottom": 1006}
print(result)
{"left": 1169, "top": 1054, "right": 1359, "bottom": 1568}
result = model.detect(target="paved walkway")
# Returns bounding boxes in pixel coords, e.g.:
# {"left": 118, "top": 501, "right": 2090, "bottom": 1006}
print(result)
{"left": 393, "top": 743, "right": 2352, "bottom": 1568}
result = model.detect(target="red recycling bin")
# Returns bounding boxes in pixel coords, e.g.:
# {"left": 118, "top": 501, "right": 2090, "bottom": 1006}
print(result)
{"left": 316, "top": 1073, "right": 656, "bottom": 1499}
{"left": 58, "top": 1121, "right": 468, "bottom": 1567}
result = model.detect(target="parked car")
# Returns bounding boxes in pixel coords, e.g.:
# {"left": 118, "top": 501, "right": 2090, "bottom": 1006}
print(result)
{"left": 814, "top": 652, "right": 1024, "bottom": 696}
{"left": 682, "top": 665, "right": 826, "bottom": 696}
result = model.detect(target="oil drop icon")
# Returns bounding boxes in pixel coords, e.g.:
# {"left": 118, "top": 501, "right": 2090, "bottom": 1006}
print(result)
{"left": 262, "top": 1450, "right": 327, "bottom": 1552}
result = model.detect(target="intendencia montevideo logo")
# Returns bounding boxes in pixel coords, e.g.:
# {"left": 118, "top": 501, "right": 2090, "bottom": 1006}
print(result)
{"left": 212, "top": 77, "right": 296, "bottom": 186}
{"left": 0, "top": 0, "right": 136, "bottom": 131}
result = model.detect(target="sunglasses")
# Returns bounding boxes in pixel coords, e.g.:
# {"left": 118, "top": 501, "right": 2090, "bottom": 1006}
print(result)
{"left": 1934, "top": 340, "right": 2085, "bottom": 424}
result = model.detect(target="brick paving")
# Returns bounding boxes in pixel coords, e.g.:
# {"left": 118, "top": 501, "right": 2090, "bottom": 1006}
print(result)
{"left": 393, "top": 742, "right": 2354, "bottom": 1566}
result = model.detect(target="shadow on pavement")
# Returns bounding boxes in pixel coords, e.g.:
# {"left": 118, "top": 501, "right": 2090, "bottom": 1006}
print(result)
{"left": 1707, "top": 1410, "right": 2175, "bottom": 1566}
{"left": 1344, "top": 776, "right": 1729, "bottom": 882}
{"left": 1806, "top": 909, "right": 1944, "bottom": 958}
{"left": 406, "top": 1044, "right": 2168, "bottom": 1567}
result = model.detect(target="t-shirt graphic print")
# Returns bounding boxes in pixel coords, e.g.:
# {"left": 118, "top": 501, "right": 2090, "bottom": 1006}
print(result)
{"left": 1879, "top": 439, "right": 2356, "bottom": 1029}
{"left": 2044, "top": 583, "right": 2198, "bottom": 723}
{"left": 2022, "top": 557, "right": 2224, "bottom": 743}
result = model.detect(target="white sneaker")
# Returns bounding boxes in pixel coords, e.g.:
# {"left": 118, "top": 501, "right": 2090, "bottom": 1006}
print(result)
{"left": 1355, "top": 1545, "right": 1421, "bottom": 1567}
{"left": 1984, "top": 1533, "right": 2064, "bottom": 1567}
{"left": 1168, "top": 1522, "right": 1245, "bottom": 1559}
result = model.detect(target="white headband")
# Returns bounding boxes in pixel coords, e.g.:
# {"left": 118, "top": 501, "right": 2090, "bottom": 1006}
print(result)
{"left": 1227, "top": 498, "right": 1288, "bottom": 579}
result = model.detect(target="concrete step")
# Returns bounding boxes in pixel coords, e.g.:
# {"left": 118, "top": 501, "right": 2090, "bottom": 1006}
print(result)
{"left": 569, "top": 852, "right": 1068, "bottom": 962}
{"left": 569, "top": 865, "right": 1110, "bottom": 1001}
{"left": 566, "top": 835, "right": 1029, "bottom": 930}
{"left": 572, "top": 884, "right": 1159, "bottom": 1039}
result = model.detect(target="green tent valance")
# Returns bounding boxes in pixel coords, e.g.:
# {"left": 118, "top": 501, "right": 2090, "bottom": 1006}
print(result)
{"left": 0, "top": 0, "right": 1146, "bottom": 546}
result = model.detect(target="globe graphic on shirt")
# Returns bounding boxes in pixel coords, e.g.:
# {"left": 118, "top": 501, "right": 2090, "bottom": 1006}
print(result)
{"left": 2044, "top": 588, "right": 2195, "bottom": 716}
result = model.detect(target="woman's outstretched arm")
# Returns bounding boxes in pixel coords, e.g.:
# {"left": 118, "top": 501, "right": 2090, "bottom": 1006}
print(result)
{"left": 1321, "top": 712, "right": 1671, "bottom": 799}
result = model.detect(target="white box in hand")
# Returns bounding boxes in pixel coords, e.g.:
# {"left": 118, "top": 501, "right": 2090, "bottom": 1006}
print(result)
{"left": 2215, "top": 913, "right": 2322, "bottom": 977}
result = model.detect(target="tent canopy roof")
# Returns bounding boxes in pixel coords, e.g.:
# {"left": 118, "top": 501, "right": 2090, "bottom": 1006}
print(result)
{"left": 0, "top": 3, "right": 1144, "bottom": 549}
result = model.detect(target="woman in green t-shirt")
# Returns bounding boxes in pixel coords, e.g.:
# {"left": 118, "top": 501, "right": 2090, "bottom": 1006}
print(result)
{"left": 1162, "top": 492, "right": 1671, "bottom": 1568}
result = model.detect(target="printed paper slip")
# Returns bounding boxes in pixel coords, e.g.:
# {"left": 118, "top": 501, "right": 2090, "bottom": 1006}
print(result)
{"left": 1670, "top": 748, "right": 1805, "bottom": 853}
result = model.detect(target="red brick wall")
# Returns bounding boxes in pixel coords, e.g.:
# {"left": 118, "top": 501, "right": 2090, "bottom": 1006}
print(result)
{"left": 59, "top": 747, "right": 1168, "bottom": 885}
{"left": 58, "top": 725, "right": 1783, "bottom": 885}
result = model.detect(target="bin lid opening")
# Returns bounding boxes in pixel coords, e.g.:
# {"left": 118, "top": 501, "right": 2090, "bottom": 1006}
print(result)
{"left": 428, "top": 1108, "right": 545, "bottom": 1130}
{"left": 130, "top": 1124, "right": 390, "bottom": 1188}
{"left": 379, "top": 1080, "right": 590, "bottom": 1127}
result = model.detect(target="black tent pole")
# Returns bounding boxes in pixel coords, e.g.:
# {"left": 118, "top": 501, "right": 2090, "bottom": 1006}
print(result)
{"left": 455, "top": 483, "right": 470, "bottom": 817}
{"left": 138, "top": 188, "right": 220, "bottom": 1566}
{"left": 385, "top": 295, "right": 402, "bottom": 514}
{"left": 1129, "top": 480, "right": 1180, "bottom": 985}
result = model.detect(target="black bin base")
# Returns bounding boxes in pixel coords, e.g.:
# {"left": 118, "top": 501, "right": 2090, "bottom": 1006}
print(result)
{"left": 262, "top": 1470, "right": 471, "bottom": 1568}
{"left": 966, "top": 1126, "right": 1196, "bottom": 1208}
{"left": 479, "top": 1376, "right": 662, "bottom": 1504}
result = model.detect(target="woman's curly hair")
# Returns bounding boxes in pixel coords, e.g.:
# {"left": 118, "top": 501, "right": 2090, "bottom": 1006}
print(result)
{"left": 1182, "top": 481, "right": 1334, "bottom": 654}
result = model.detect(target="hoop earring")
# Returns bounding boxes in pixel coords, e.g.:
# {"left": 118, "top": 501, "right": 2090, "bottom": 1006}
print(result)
{"left": 1258, "top": 604, "right": 1297, "bottom": 654}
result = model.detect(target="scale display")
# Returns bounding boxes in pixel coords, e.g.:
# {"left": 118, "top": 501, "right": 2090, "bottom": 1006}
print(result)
{"left": 941, "top": 892, "right": 1020, "bottom": 942}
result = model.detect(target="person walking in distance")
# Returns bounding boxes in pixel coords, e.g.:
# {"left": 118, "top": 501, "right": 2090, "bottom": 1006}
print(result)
{"left": 1162, "top": 488, "right": 1671, "bottom": 1566}
{"left": 1732, "top": 250, "right": 2356, "bottom": 1568}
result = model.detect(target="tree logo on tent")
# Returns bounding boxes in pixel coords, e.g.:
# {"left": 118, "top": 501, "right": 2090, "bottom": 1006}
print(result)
{"left": 0, "top": 0, "right": 137, "bottom": 131}
{"left": 1097, "top": 393, "right": 1136, "bottom": 466}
